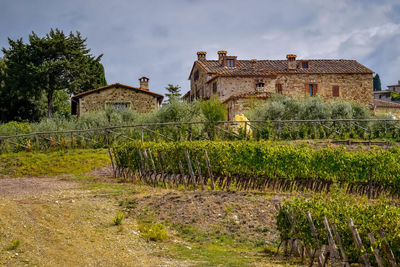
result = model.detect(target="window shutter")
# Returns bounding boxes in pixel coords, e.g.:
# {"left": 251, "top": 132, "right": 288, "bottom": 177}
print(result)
{"left": 276, "top": 84, "right": 283, "bottom": 94}
{"left": 305, "top": 84, "right": 308, "bottom": 95}
{"left": 313, "top": 84, "right": 318, "bottom": 96}
{"left": 332, "top": 85, "right": 339, "bottom": 97}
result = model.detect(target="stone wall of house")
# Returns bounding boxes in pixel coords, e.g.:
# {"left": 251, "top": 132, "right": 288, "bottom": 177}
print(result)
{"left": 226, "top": 97, "right": 267, "bottom": 121}
{"left": 275, "top": 73, "right": 373, "bottom": 105}
{"left": 216, "top": 77, "right": 275, "bottom": 102}
{"left": 78, "top": 86, "right": 159, "bottom": 116}
{"left": 189, "top": 64, "right": 211, "bottom": 99}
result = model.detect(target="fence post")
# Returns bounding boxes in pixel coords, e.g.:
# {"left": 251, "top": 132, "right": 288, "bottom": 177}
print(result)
{"left": 244, "top": 121, "right": 247, "bottom": 139}
{"left": 141, "top": 128, "right": 144, "bottom": 143}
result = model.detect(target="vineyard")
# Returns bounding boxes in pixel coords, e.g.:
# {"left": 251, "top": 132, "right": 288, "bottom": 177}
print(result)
{"left": 1, "top": 119, "right": 400, "bottom": 154}
{"left": 112, "top": 140, "right": 400, "bottom": 198}
{"left": 277, "top": 193, "right": 400, "bottom": 266}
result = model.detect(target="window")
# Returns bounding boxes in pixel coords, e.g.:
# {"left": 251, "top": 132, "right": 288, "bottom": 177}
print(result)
{"left": 302, "top": 61, "right": 309, "bottom": 69}
{"left": 108, "top": 102, "right": 129, "bottom": 111}
{"left": 379, "top": 95, "right": 382, "bottom": 99}
{"left": 194, "top": 70, "right": 199, "bottom": 81}
{"left": 226, "top": 59, "right": 235, "bottom": 68}
{"left": 256, "top": 82, "right": 265, "bottom": 88}
{"left": 276, "top": 84, "right": 283, "bottom": 94}
{"left": 307, "top": 84, "right": 317, "bottom": 96}
{"left": 213, "top": 82, "right": 217, "bottom": 94}
{"left": 332, "top": 85, "right": 339, "bottom": 97}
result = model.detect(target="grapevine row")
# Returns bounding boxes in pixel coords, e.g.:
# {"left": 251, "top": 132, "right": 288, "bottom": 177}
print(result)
{"left": 112, "top": 141, "right": 400, "bottom": 197}
{"left": 276, "top": 193, "right": 399, "bottom": 265}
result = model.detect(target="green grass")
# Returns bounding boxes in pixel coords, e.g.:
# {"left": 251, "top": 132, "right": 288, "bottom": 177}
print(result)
{"left": 0, "top": 149, "right": 109, "bottom": 177}
{"left": 3, "top": 240, "right": 21, "bottom": 251}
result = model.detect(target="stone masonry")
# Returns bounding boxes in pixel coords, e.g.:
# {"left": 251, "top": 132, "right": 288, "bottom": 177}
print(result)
{"left": 185, "top": 51, "right": 374, "bottom": 119}
{"left": 71, "top": 79, "right": 163, "bottom": 117}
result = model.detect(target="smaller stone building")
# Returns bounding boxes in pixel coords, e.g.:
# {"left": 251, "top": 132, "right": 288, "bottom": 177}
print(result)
{"left": 71, "top": 77, "right": 163, "bottom": 116}
{"left": 372, "top": 99, "right": 400, "bottom": 117}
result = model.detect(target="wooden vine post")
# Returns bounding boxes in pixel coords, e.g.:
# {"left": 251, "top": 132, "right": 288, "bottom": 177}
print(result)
{"left": 306, "top": 211, "right": 324, "bottom": 266}
{"left": 194, "top": 152, "right": 205, "bottom": 190}
{"left": 331, "top": 224, "right": 350, "bottom": 267}
{"left": 184, "top": 149, "right": 197, "bottom": 189}
{"left": 322, "top": 217, "right": 341, "bottom": 266}
{"left": 204, "top": 150, "right": 215, "bottom": 190}
{"left": 367, "top": 231, "right": 384, "bottom": 267}
{"left": 348, "top": 218, "right": 371, "bottom": 267}
{"left": 379, "top": 229, "right": 398, "bottom": 267}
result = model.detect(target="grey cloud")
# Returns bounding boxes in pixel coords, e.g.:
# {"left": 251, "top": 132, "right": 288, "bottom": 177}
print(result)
{"left": 1, "top": 0, "right": 400, "bottom": 93}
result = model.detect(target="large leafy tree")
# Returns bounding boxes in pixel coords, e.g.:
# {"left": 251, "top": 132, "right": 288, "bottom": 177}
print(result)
{"left": 373, "top": 73, "right": 382, "bottom": 91}
{"left": 1, "top": 29, "right": 106, "bottom": 121}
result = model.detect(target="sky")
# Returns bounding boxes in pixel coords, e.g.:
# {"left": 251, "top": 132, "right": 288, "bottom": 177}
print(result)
{"left": 1, "top": 0, "right": 400, "bottom": 95}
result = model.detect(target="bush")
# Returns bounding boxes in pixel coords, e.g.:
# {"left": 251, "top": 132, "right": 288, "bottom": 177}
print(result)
{"left": 247, "top": 95, "right": 370, "bottom": 121}
{"left": 113, "top": 212, "right": 124, "bottom": 226}
{"left": 139, "top": 223, "right": 169, "bottom": 241}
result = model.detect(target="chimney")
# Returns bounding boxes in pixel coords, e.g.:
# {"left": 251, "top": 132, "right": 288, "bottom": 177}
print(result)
{"left": 251, "top": 59, "right": 257, "bottom": 69}
{"left": 197, "top": 51, "right": 207, "bottom": 61}
{"left": 139, "top": 76, "right": 149, "bottom": 91}
{"left": 286, "top": 54, "right": 297, "bottom": 70}
{"left": 218, "top": 50, "right": 227, "bottom": 64}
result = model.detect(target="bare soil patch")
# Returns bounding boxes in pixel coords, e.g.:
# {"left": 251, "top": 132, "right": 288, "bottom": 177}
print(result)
{"left": 0, "top": 177, "right": 80, "bottom": 197}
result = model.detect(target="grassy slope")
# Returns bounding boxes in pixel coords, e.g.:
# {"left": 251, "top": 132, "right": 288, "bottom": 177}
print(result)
{"left": 0, "top": 149, "right": 304, "bottom": 266}
{"left": 0, "top": 149, "right": 109, "bottom": 177}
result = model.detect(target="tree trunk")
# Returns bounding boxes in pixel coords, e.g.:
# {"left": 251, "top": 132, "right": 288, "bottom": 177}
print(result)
{"left": 47, "top": 90, "right": 54, "bottom": 118}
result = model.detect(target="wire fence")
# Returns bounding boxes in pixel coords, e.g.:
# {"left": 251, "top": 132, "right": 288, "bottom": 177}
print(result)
{"left": 1, "top": 119, "right": 400, "bottom": 153}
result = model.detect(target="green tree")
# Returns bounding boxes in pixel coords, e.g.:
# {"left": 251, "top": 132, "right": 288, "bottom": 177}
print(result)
{"left": 0, "top": 39, "right": 45, "bottom": 122}
{"left": 1, "top": 29, "right": 107, "bottom": 121}
{"left": 373, "top": 73, "right": 382, "bottom": 91}
{"left": 200, "top": 96, "right": 227, "bottom": 123}
{"left": 164, "top": 84, "right": 181, "bottom": 103}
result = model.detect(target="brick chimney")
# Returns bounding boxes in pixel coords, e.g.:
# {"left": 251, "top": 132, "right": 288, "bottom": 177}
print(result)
{"left": 139, "top": 76, "right": 149, "bottom": 91}
{"left": 251, "top": 59, "right": 257, "bottom": 69}
{"left": 197, "top": 51, "right": 207, "bottom": 61}
{"left": 218, "top": 50, "right": 227, "bottom": 64}
{"left": 286, "top": 54, "right": 297, "bottom": 70}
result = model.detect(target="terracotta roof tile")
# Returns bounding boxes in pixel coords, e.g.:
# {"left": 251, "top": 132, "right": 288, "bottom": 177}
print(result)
{"left": 198, "top": 59, "right": 373, "bottom": 77}
{"left": 373, "top": 99, "right": 400, "bottom": 108}
{"left": 71, "top": 83, "right": 164, "bottom": 103}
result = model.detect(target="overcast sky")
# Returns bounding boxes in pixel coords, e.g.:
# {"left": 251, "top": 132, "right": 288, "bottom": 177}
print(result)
{"left": 1, "top": 0, "right": 399, "bottom": 95}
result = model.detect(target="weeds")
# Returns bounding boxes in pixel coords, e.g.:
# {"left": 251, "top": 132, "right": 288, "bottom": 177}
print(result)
{"left": 113, "top": 212, "right": 124, "bottom": 226}
{"left": 3, "top": 240, "right": 20, "bottom": 251}
{"left": 139, "top": 223, "right": 169, "bottom": 242}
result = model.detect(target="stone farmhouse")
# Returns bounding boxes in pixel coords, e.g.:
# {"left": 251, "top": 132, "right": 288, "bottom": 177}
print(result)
{"left": 184, "top": 51, "right": 374, "bottom": 120}
{"left": 373, "top": 80, "right": 400, "bottom": 101}
{"left": 71, "top": 77, "right": 163, "bottom": 117}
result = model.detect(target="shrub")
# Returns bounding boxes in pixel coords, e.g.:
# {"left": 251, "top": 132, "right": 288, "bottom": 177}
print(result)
{"left": 247, "top": 95, "right": 370, "bottom": 121}
{"left": 139, "top": 223, "right": 169, "bottom": 242}
{"left": 113, "top": 212, "right": 124, "bottom": 226}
